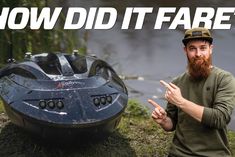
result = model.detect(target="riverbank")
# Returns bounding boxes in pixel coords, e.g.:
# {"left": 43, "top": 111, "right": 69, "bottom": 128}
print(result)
{"left": 0, "top": 100, "right": 234, "bottom": 157}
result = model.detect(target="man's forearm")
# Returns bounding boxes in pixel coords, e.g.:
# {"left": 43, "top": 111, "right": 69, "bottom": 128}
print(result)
{"left": 179, "top": 99, "right": 204, "bottom": 122}
{"left": 161, "top": 81, "right": 204, "bottom": 122}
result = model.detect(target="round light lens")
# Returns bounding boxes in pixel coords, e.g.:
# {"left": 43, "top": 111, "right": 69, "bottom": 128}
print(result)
{"left": 39, "top": 100, "right": 46, "bottom": 109}
{"left": 100, "top": 97, "right": 106, "bottom": 105}
{"left": 48, "top": 100, "right": 55, "bottom": 109}
{"left": 56, "top": 101, "right": 64, "bottom": 109}
{"left": 106, "top": 96, "right": 112, "bottom": 103}
{"left": 93, "top": 98, "right": 100, "bottom": 106}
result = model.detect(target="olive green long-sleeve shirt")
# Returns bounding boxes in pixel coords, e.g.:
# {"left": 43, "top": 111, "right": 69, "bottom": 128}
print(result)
{"left": 166, "top": 66, "right": 235, "bottom": 157}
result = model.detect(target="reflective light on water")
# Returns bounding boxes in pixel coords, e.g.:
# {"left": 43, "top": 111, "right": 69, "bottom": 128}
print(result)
{"left": 63, "top": 0, "right": 235, "bottom": 130}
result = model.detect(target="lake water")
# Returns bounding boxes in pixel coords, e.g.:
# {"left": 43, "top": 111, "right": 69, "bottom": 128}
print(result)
{"left": 62, "top": 0, "right": 235, "bottom": 130}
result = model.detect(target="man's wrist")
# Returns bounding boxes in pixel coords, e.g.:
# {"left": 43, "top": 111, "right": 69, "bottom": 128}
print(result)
{"left": 159, "top": 116, "right": 174, "bottom": 131}
{"left": 159, "top": 116, "right": 168, "bottom": 125}
{"left": 178, "top": 98, "right": 187, "bottom": 108}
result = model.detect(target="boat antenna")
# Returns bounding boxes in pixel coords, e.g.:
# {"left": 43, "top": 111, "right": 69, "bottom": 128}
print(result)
{"left": 7, "top": 31, "right": 15, "bottom": 63}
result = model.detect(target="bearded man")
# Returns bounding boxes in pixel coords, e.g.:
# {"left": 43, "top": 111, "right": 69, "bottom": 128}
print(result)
{"left": 148, "top": 27, "right": 235, "bottom": 157}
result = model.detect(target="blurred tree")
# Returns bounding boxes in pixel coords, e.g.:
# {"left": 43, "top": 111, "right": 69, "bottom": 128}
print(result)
{"left": 0, "top": 0, "right": 86, "bottom": 67}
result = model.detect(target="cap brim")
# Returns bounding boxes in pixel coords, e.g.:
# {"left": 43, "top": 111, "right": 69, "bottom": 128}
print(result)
{"left": 182, "top": 37, "right": 213, "bottom": 45}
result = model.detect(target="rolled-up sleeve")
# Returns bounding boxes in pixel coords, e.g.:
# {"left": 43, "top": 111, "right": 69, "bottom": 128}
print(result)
{"left": 202, "top": 73, "right": 235, "bottom": 129}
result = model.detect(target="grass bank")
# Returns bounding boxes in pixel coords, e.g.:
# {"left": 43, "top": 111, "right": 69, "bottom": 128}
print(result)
{"left": 0, "top": 100, "right": 234, "bottom": 157}
{"left": 0, "top": 101, "right": 4, "bottom": 113}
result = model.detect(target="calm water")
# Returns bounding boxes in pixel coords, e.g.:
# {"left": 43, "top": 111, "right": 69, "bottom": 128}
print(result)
{"left": 62, "top": 0, "right": 235, "bottom": 130}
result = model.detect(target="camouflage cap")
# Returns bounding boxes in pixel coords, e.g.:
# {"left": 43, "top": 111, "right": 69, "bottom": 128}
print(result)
{"left": 182, "top": 27, "right": 213, "bottom": 45}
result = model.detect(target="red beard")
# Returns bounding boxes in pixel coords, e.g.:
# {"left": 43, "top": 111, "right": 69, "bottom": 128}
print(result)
{"left": 187, "top": 55, "right": 212, "bottom": 80}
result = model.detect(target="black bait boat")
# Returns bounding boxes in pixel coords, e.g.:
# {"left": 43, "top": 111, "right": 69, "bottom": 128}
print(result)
{"left": 0, "top": 51, "right": 128, "bottom": 140}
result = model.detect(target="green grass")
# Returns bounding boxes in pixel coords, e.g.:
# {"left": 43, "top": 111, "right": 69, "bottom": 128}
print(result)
{"left": 0, "top": 101, "right": 4, "bottom": 113}
{"left": 120, "top": 100, "right": 173, "bottom": 156}
{"left": 0, "top": 99, "right": 234, "bottom": 157}
{"left": 229, "top": 131, "right": 235, "bottom": 156}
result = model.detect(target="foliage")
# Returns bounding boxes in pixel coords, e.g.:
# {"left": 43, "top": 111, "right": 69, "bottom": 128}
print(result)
{"left": 228, "top": 131, "right": 235, "bottom": 156}
{"left": 123, "top": 99, "right": 150, "bottom": 119}
{"left": 0, "top": 101, "right": 4, "bottom": 113}
{"left": 120, "top": 102, "right": 173, "bottom": 156}
{"left": 0, "top": 0, "right": 85, "bottom": 67}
